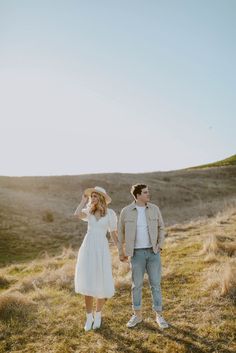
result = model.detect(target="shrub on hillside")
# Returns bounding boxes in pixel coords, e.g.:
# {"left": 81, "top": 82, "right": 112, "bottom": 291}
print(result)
{"left": 0, "top": 276, "right": 11, "bottom": 289}
{"left": 202, "top": 234, "right": 236, "bottom": 257}
{"left": 221, "top": 263, "right": 236, "bottom": 301}
{"left": 18, "top": 262, "right": 75, "bottom": 293}
{"left": 0, "top": 291, "right": 37, "bottom": 321}
{"left": 42, "top": 210, "right": 54, "bottom": 222}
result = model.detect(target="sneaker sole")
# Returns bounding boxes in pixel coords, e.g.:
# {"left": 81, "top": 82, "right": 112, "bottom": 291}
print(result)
{"left": 126, "top": 319, "right": 143, "bottom": 328}
{"left": 157, "top": 324, "right": 169, "bottom": 329}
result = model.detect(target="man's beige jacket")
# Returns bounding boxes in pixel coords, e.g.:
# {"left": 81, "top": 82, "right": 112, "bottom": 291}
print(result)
{"left": 117, "top": 201, "right": 165, "bottom": 257}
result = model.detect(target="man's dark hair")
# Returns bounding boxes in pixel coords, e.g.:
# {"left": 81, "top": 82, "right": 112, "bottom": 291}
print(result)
{"left": 130, "top": 184, "right": 148, "bottom": 200}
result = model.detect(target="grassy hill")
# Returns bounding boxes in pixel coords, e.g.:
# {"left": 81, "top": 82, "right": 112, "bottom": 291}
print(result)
{"left": 0, "top": 207, "right": 235, "bottom": 353}
{"left": 0, "top": 162, "right": 236, "bottom": 266}
{"left": 188, "top": 154, "right": 236, "bottom": 169}
{"left": 0, "top": 157, "right": 236, "bottom": 352}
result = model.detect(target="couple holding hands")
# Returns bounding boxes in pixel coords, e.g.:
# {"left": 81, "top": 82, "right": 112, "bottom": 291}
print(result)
{"left": 74, "top": 184, "right": 168, "bottom": 331}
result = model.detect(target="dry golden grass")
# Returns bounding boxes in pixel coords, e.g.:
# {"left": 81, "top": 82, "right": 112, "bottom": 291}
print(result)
{"left": 0, "top": 291, "right": 37, "bottom": 321}
{"left": 203, "top": 260, "right": 236, "bottom": 302}
{"left": 0, "top": 207, "right": 235, "bottom": 352}
{"left": 221, "top": 262, "right": 236, "bottom": 297}
{"left": 199, "top": 207, "right": 236, "bottom": 306}
{"left": 0, "top": 276, "right": 11, "bottom": 289}
{"left": 202, "top": 234, "right": 236, "bottom": 257}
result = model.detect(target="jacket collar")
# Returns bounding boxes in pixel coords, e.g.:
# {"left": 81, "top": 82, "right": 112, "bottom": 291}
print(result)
{"left": 130, "top": 201, "right": 150, "bottom": 210}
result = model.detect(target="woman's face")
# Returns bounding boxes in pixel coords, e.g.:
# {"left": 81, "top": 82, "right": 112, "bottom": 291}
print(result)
{"left": 91, "top": 192, "right": 99, "bottom": 205}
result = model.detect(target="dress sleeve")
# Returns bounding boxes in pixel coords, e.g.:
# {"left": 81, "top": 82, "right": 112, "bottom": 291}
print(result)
{"left": 81, "top": 207, "right": 90, "bottom": 222}
{"left": 108, "top": 209, "right": 118, "bottom": 232}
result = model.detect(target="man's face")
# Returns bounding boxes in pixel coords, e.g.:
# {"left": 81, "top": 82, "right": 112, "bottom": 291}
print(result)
{"left": 137, "top": 187, "right": 150, "bottom": 203}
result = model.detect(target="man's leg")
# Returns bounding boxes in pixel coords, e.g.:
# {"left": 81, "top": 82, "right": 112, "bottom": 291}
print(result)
{"left": 147, "top": 250, "right": 168, "bottom": 328}
{"left": 127, "top": 249, "right": 146, "bottom": 327}
{"left": 146, "top": 250, "right": 162, "bottom": 312}
{"left": 131, "top": 249, "right": 146, "bottom": 315}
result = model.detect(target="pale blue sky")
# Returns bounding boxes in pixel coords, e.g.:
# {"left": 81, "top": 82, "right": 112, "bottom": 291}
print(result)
{"left": 0, "top": 0, "right": 235, "bottom": 176}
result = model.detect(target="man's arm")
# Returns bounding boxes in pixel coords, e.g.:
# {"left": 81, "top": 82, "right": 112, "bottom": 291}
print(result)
{"left": 157, "top": 207, "right": 165, "bottom": 250}
{"left": 117, "top": 208, "right": 127, "bottom": 260}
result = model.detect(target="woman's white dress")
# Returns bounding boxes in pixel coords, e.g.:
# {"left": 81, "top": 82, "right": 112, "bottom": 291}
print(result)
{"left": 74, "top": 207, "right": 117, "bottom": 298}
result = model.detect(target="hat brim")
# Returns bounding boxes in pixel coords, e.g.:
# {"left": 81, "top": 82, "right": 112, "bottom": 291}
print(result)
{"left": 84, "top": 188, "right": 112, "bottom": 204}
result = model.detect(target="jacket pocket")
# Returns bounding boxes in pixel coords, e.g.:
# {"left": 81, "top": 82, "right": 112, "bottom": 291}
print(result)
{"left": 148, "top": 212, "right": 158, "bottom": 220}
{"left": 148, "top": 215, "right": 158, "bottom": 225}
{"left": 124, "top": 215, "right": 136, "bottom": 222}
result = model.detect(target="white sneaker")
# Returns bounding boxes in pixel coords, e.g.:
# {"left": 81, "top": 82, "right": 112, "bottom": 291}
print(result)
{"left": 93, "top": 311, "right": 102, "bottom": 329}
{"left": 126, "top": 315, "right": 143, "bottom": 328}
{"left": 84, "top": 312, "right": 94, "bottom": 331}
{"left": 156, "top": 314, "right": 169, "bottom": 329}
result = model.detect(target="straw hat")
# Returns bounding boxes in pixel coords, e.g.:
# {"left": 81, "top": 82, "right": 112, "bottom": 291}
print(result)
{"left": 84, "top": 186, "right": 112, "bottom": 204}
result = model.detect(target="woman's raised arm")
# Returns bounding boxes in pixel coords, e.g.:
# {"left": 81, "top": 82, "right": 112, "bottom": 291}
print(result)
{"left": 74, "top": 194, "right": 89, "bottom": 219}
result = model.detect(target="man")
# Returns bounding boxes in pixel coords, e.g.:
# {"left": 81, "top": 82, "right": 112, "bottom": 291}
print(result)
{"left": 118, "top": 183, "right": 168, "bottom": 329}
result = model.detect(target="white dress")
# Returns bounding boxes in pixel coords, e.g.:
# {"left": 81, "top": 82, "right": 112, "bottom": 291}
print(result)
{"left": 74, "top": 207, "right": 117, "bottom": 298}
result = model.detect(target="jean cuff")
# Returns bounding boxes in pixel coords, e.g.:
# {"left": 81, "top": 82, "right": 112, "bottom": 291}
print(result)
{"left": 133, "top": 304, "right": 142, "bottom": 310}
{"left": 153, "top": 305, "right": 162, "bottom": 312}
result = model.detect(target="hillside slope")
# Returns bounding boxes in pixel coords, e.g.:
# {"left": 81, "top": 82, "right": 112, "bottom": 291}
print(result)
{"left": 189, "top": 154, "right": 236, "bottom": 169}
{"left": 1, "top": 164, "right": 236, "bottom": 266}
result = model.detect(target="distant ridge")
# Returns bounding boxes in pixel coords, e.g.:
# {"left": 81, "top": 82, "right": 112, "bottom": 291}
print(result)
{"left": 1, "top": 154, "right": 236, "bottom": 266}
{"left": 188, "top": 154, "right": 236, "bottom": 170}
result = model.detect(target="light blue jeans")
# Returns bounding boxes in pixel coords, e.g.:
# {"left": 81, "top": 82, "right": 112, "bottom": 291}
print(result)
{"left": 130, "top": 248, "right": 162, "bottom": 312}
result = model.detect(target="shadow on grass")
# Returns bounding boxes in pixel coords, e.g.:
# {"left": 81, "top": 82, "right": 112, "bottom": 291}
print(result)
{"left": 142, "top": 321, "right": 232, "bottom": 353}
{"left": 96, "top": 323, "right": 153, "bottom": 353}
{"left": 96, "top": 320, "right": 232, "bottom": 353}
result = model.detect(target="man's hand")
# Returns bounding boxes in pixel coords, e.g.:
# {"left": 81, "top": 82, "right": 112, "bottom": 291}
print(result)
{"left": 119, "top": 255, "right": 129, "bottom": 262}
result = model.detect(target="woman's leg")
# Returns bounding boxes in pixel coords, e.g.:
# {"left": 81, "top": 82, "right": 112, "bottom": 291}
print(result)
{"left": 93, "top": 298, "right": 105, "bottom": 329}
{"left": 96, "top": 298, "right": 105, "bottom": 312}
{"left": 84, "top": 296, "right": 94, "bottom": 331}
{"left": 85, "top": 295, "right": 93, "bottom": 313}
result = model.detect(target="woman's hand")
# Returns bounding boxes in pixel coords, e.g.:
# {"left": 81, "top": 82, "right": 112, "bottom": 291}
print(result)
{"left": 119, "top": 254, "right": 129, "bottom": 262}
{"left": 74, "top": 193, "right": 89, "bottom": 217}
{"left": 81, "top": 193, "right": 89, "bottom": 206}
{"left": 110, "top": 230, "right": 118, "bottom": 246}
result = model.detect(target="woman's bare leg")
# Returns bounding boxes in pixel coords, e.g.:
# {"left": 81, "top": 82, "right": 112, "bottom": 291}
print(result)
{"left": 85, "top": 295, "right": 93, "bottom": 313}
{"left": 93, "top": 298, "right": 105, "bottom": 329}
{"left": 96, "top": 298, "right": 105, "bottom": 312}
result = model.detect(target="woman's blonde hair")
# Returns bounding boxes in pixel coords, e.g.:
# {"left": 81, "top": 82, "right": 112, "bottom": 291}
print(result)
{"left": 89, "top": 192, "right": 107, "bottom": 216}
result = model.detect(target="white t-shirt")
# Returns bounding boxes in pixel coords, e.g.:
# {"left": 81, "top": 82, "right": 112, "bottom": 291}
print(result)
{"left": 134, "top": 205, "right": 152, "bottom": 249}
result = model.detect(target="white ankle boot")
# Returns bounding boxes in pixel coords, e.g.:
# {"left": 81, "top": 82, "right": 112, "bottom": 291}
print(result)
{"left": 93, "top": 311, "right": 102, "bottom": 329}
{"left": 84, "top": 312, "right": 94, "bottom": 331}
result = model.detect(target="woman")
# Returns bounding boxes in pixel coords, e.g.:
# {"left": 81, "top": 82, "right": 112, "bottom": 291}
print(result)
{"left": 74, "top": 186, "right": 118, "bottom": 331}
